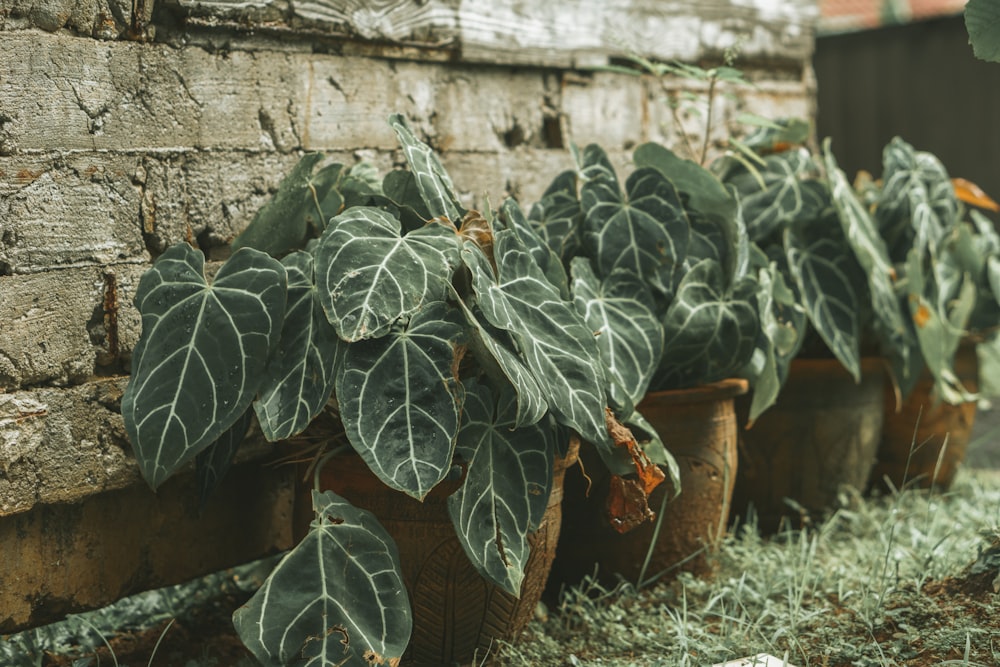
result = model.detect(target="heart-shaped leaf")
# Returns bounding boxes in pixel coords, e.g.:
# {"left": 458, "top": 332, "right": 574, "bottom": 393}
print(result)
{"left": 447, "top": 380, "right": 555, "bottom": 595}
{"left": 195, "top": 406, "right": 254, "bottom": 508}
{"left": 388, "top": 114, "right": 462, "bottom": 222}
{"left": 464, "top": 229, "right": 611, "bottom": 448}
{"left": 634, "top": 141, "right": 738, "bottom": 225}
{"left": 336, "top": 301, "right": 467, "bottom": 500}
{"left": 656, "top": 259, "right": 759, "bottom": 389}
{"left": 721, "top": 149, "right": 819, "bottom": 242}
{"left": 784, "top": 214, "right": 864, "bottom": 381}
{"left": 571, "top": 258, "right": 664, "bottom": 412}
{"left": 315, "top": 207, "right": 459, "bottom": 341}
{"left": 122, "top": 244, "right": 286, "bottom": 489}
{"left": 582, "top": 166, "right": 690, "bottom": 293}
{"left": 234, "top": 490, "right": 411, "bottom": 667}
{"left": 528, "top": 170, "right": 583, "bottom": 263}
{"left": 254, "top": 251, "right": 344, "bottom": 441}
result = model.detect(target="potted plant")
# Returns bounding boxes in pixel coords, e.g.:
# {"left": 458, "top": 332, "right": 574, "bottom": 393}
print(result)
{"left": 120, "top": 114, "right": 662, "bottom": 666}
{"left": 527, "top": 140, "right": 759, "bottom": 587}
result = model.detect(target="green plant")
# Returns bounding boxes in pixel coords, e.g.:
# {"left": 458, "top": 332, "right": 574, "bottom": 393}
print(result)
{"left": 120, "top": 115, "right": 661, "bottom": 666}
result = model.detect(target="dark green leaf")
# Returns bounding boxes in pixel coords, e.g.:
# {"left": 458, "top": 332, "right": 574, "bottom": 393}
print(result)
{"left": 571, "top": 259, "right": 664, "bottom": 412}
{"left": 254, "top": 251, "right": 344, "bottom": 441}
{"left": 122, "top": 244, "right": 286, "bottom": 489}
{"left": 233, "top": 490, "right": 411, "bottom": 667}
{"left": 464, "top": 231, "right": 611, "bottom": 448}
{"left": 447, "top": 380, "right": 555, "bottom": 595}
{"left": 501, "top": 198, "right": 569, "bottom": 295}
{"left": 528, "top": 170, "right": 582, "bottom": 263}
{"left": 784, "top": 216, "right": 864, "bottom": 381}
{"left": 633, "top": 142, "right": 738, "bottom": 223}
{"left": 656, "top": 259, "right": 759, "bottom": 389}
{"left": 315, "top": 207, "right": 459, "bottom": 341}
{"left": 336, "top": 302, "right": 467, "bottom": 500}
{"left": 388, "top": 114, "right": 462, "bottom": 221}
{"left": 195, "top": 406, "right": 254, "bottom": 508}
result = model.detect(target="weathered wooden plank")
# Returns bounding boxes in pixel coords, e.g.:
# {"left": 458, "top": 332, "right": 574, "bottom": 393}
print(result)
{"left": 0, "top": 0, "right": 153, "bottom": 39}
{"left": 0, "top": 461, "right": 294, "bottom": 633}
{"left": 164, "top": 0, "right": 817, "bottom": 67}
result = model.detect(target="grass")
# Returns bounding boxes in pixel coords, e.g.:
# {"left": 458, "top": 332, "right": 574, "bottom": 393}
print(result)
{"left": 498, "top": 466, "right": 1000, "bottom": 666}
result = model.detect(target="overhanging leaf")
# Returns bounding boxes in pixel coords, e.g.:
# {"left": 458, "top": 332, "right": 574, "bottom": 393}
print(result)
{"left": 233, "top": 490, "right": 411, "bottom": 667}
{"left": 388, "top": 114, "right": 462, "bottom": 222}
{"left": 571, "top": 259, "right": 664, "bottom": 412}
{"left": 656, "top": 259, "right": 759, "bottom": 389}
{"left": 254, "top": 251, "right": 344, "bottom": 441}
{"left": 966, "top": 0, "right": 1000, "bottom": 63}
{"left": 336, "top": 301, "right": 467, "bottom": 500}
{"left": 315, "top": 207, "right": 459, "bottom": 341}
{"left": 463, "top": 230, "right": 611, "bottom": 448}
{"left": 447, "top": 380, "right": 555, "bottom": 596}
{"left": 122, "top": 244, "right": 286, "bottom": 489}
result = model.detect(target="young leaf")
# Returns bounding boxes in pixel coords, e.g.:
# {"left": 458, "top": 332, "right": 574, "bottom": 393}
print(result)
{"left": 315, "top": 207, "right": 459, "bottom": 342}
{"left": 336, "top": 301, "right": 467, "bottom": 500}
{"left": 195, "top": 406, "right": 254, "bottom": 508}
{"left": 528, "top": 170, "right": 583, "bottom": 263}
{"left": 656, "top": 259, "right": 759, "bottom": 389}
{"left": 122, "top": 244, "right": 286, "bottom": 489}
{"left": 233, "top": 490, "right": 411, "bottom": 667}
{"left": 388, "top": 114, "right": 462, "bottom": 222}
{"left": 253, "top": 251, "right": 344, "bottom": 441}
{"left": 571, "top": 259, "right": 664, "bottom": 412}
{"left": 447, "top": 380, "right": 555, "bottom": 596}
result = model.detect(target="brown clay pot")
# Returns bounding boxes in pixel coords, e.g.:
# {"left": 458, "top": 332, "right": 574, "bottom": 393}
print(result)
{"left": 293, "top": 439, "right": 578, "bottom": 667}
{"left": 732, "top": 357, "right": 885, "bottom": 533}
{"left": 549, "top": 379, "right": 747, "bottom": 590}
{"left": 873, "top": 342, "right": 979, "bottom": 491}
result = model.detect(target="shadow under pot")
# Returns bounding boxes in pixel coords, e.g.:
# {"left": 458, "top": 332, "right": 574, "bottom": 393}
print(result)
{"left": 872, "top": 341, "right": 979, "bottom": 492}
{"left": 731, "top": 357, "right": 885, "bottom": 534}
{"left": 293, "top": 438, "right": 579, "bottom": 667}
{"left": 549, "top": 379, "right": 747, "bottom": 591}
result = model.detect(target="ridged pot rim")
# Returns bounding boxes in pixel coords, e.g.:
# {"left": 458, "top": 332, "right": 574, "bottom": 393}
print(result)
{"left": 637, "top": 377, "right": 749, "bottom": 409}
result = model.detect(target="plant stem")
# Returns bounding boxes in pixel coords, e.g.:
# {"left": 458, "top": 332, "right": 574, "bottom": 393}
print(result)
{"left": 699, "top": 74, "right": 718, "bottom": 167}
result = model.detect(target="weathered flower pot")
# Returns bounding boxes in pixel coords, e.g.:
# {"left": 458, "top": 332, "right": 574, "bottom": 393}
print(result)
{"left": 550, "top": 379, "right": 747, "bottom": 589}
{"left": 293, "top": 438, "right": 578, "bottom": 667}
{"left": 731, "top": 357, "right": 885, "bottom": 533}
{"left": 872, "top": 342, "right": 979, "bottom": 491}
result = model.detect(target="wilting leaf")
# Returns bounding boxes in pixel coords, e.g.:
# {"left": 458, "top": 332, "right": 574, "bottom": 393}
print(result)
{"left": 254, "top": 251, "right": 344, "bottom": 441}
{"left": 784, "top": 215, "right": 864, "bottom": 381}
{"left": 447, "top": 380, "right": 555, "bottom": 595}
{"left": 621, "top": 410, "right": 680, "bottom": 496}
{"left": 234, "top": 490, "right": 411, "bottom": 667}
{"left": 606, "top": 475, "right": 655, "bottom": 535}
{"left": 195, "top": 406, "right": 254, "bottom": 508}
{"left": 315, "top": 207, "right": 459, "bottom": 341}
{"left": 388, "top": 114, "right": 462, "bottom": 222}
{"left": 953, "top": 177, "right": 999, "bottom": 212}
{"left": 336, "top": 301, "right": 467, "bottom": 500}
{"left": 656, "top": 259, "right": 759, "bottom": 389}
{"left": 122, "top": 244, "right": 286, "bottom": 489}
{"left": 463, "top": 230, "right": 611, "bottom": 448}
{"left": 571, "top": 259, "right": 664, "bottom": 412}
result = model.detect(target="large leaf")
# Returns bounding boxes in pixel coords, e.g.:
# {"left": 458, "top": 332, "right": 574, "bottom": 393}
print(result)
{"left": 456, "top": 298, "right": 548, "bottom": 428}
{"left": 581, "top": 166, "right": 690, "bottom": 295}
{"left": 122, "top": 244, "right": 286, "bottom": 489}
{"left": 388, "top": 114, "right": 462, "bottom": 221}
{"left": 234, "top": 490, "right": 411, "bottom": 666}
{"left": 823, "top": 140, "right": 910, "bottom": 363}
{"left": 254, "top": 252, "right": 344, "bottom": 441}
{"left": 633, "top": 142, "right": 738, "bottom": 223}
{"left": 463, "top": 229, "right": 611, "bottom": 448}
{"left": 784, "top": 215, "right": 864, "bottom": 381}
{"left": 315, "top": 207, "right": 459, "bottom": 341}
{"left": 656, "top": 259, "right": 759, "bottom": 389}
{"left": 336, "top": 301, "right": 467, "bottom": 500}
{"left": 528, "top": 170, "right": 582, "bottom": 263}
{"left": 571, "top": 258, "right": 664, "bottom": 412}
{"left": 721, "top": 149, "right": 819, "bottom": 242}
{"left": 966, "top": 0, "right": 1000, "bottom": 63}
{"left": 447, "top": 380, "right": 555, "bottom": 596}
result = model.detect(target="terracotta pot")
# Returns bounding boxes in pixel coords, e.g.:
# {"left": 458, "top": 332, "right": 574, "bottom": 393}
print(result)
{"left": 549, "top": 379, "right": 747, "bottom": 590}
{"left": 731, "top": 357, "right": 885, "bottom": 533}
{"left": 873, "top": 342, "right": 979, "bottom": 491}
{"left": 293, "top": 439, "right": 578, "bottom": 667}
